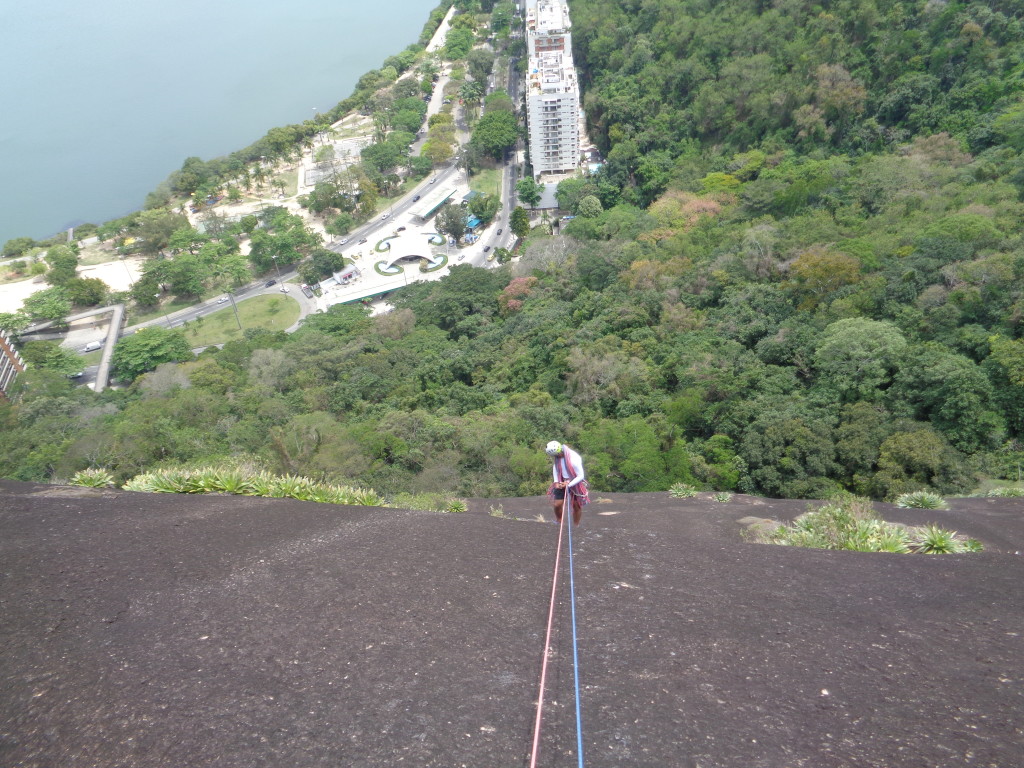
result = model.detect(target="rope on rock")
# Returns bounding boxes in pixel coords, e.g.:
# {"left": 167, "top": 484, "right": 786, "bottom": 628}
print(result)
{"left": 528, "top": 509, "right": 566, "bottom": 768}
{"left": 567, "top": 497, "right": 585, "bottom": 768}
{"left": 528, "top": 496, "right": 586, "bottom": 768}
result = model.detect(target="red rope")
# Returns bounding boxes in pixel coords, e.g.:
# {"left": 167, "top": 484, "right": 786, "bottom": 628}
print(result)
{"left": 528, "top": 509, "right": 566, "bottom": 768}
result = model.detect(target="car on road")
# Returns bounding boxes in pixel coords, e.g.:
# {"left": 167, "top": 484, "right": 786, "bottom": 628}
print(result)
{"left": 68, "top": 371, "right": 84, "bottom": 379}
{"left": 497, "top": 228, "right": 503, "bottom": 235}
{"left": 397, "top": 226, "right": 406, "bottom": 232}
{"left": 339, "top": 238, "right": 349, "bottom": 245}
{"left": 381, "top": 213, "right": 390, "bottom": 220}
{"left": 279, "top": 286, "right": 289, "bottom": 293}
{"left": 412, "top": 195, "right": 421, "bottom": 202}
{"left": 429, "top": 177, "right": 437, "bottom": 184}
{"left": 358, "top": 238, "right": 368, "bottom": 244}
{"left": 265, "top": 279, "right": 276, "bottom": 287}
{"left": 483, "top": 246, "right": 491, "bottom": 253}
{"left": 216, "top": 296, "right": 229, "bottom": 304}
{"left": 82, "top": 341, "right": 102, "bottom": 352}
{"left": 458, "top": 254, "right": 465, "bottom": 261}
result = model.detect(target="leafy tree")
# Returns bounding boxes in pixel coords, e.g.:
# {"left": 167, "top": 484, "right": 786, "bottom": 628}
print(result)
{"left": 789, "top": 247, "right": 862, "bottom": 310}
{"left": 872, "top": 428, "right": 972, "bottom": 498}
{"left": 326, "top": 212, "right": 355, "bottom": 237}
{"left": 739, "top": 411, "right": 839, "bottom": 498}
{"left": 444, "top": 26, "right": 475, "bottom": 59}
{"left": 555, "top": 177, "right": 594, "bottom": 213}
{"left": 422, "top": 138, "right": 454, "bottom": 166}
{"left": 43, "top": 245, "right": 79, "bottom": 286}
{"left": 133, "top": 210, "right": 191, "bottom": 256}
{"left": 466, "top": 48, "right": 495, "bottom": 84}
{"left": 813, "top": 319, "right": 907, "bottom": 403}
{"left": 436, "top": 203, "right": 468, "bottom": 243}
{"left": 516, "top": 179, "right": 543, "bottom": 209}
{"left": 19, "top": 341, "right": 82, "bottom": 376}
{"left": 22, "top": 287, "right": 72, "bottom": 324}
{"left": 888, "top": 344, "right": 1005, "bottom": 453}
{"left": 471, "top": 110, "right": 518, "bottom": 159}
{"left": 64, "top": 277, "right": 108, "bottom": 307}
{"left": 3, "top": 236, "right": 36, "bottom": 258}
{"left": 510, "top": 206, "right": 530, "bottom": 238}
{"left": 469, "top": 193, "right": 501, "bottom": 225}
{"left": 577, "top": 195, "right": 603, "bottom": 218}
{"left": 112, "top": 327, "right": 193, "bottom": 382}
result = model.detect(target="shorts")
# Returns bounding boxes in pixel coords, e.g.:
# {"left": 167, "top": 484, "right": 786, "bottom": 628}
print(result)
{"left": 552, "top": 487, "right": 566, "bottom": 500}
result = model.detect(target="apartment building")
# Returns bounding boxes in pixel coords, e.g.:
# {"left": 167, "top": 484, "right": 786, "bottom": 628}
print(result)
{"left": 524, "top": 0, "right": 581, "bottom": 177}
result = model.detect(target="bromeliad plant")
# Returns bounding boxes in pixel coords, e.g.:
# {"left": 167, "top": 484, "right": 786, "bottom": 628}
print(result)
{"left": 668, "top": 483, "right": 699, "bottom": 498}
{"left": 764, "top": 497, "right": 982, "bottom": 554}
{"left": 894, "top": 491, "right": 949, "bottom": 509}
{"left": 69, "top": 468, "right": 116, "bottom": 488}
{"left": 122, "top": 466, "right": 383, "bottom": 507}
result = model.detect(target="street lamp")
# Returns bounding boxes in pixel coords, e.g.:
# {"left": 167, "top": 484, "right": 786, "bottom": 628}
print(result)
{"left": 155, "top": 294, "right": 172, "bottom": 328}
{"left": 119, "top": 254, "right": 134, "bottom": 288}
{"left": 226, "top": 291, "right": 243, "bottom": 331}
{"left": 271, "top": 254, "right": 283, "bottom": 284}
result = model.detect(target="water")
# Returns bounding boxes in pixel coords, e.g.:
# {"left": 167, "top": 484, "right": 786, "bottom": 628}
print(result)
{"left": 0, "top": 0, "right": 435, "bottom": 245}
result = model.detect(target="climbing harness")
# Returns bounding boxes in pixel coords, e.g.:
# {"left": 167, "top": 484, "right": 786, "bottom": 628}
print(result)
{"left": 528, "top": 490, "right": 586, "bottom": 767}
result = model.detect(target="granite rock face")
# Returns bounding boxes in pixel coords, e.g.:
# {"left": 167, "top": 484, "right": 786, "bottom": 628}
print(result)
{"left": 2, "top": 480, "right": 1022, "bottom": 767}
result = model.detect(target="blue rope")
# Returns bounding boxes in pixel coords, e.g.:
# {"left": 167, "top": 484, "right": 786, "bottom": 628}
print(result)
{"left": 566, "top": 492, "right": 585, "bottom": 768}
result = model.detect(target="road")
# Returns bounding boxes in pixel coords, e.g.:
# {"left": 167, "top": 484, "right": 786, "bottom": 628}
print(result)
{"left": 34, "top": 30, "right": 527, "bottom": 384}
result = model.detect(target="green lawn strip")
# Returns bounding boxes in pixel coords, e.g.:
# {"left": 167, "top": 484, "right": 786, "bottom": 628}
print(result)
{"left": 421, "top": 254, "right": 448, "bottom": 272}
{"left": 470, "top": 168, "right": 502, "bottom": 197}
{"left": 180, "top": 293, "right": 301, "bottom": 347}
{"left": 130, "top": 298, "right": 198, "bottom": 326}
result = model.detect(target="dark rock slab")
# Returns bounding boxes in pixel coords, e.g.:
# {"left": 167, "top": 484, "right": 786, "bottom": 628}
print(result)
{"left": 2, "top": 480, "right": 1022, "bottom": 767}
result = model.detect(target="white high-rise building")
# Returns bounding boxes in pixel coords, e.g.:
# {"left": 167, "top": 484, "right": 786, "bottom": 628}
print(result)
{"left": 524, "top": 0, "right": 580, "bottom": 177}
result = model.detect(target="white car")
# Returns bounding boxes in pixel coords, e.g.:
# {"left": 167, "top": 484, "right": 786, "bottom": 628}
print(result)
{"left": 280, "top": 286, "right": 289, "bottom": 293}
{"left": 339, "top": 238, "right": 349, "bottom": 245}
{"left": 381, "top": 213, "right": 390, "bottom": 220}
{"left": 216, "top": 296, "right": 229, "bottom": 304}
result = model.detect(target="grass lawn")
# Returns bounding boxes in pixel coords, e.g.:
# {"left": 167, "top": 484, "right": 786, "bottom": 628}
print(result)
{"left": 130, "top": 297, "right": 198, "bottom": 327}
{"left": 178, "top": 293, "right": 302, "bottom": 347}
{"left": 470, "top": 168, "right": 502, "bottom": 197}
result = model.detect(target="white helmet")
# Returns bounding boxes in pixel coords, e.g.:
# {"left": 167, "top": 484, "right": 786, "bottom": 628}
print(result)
{"left": 545, "top": 441, "right": 562, "bottom": 457}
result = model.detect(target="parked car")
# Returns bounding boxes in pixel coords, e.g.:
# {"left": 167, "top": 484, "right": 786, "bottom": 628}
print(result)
{"left": 397, "top": 226, "right": 406, "bottom": 232}
{"left": 497, "top": 228, "right": 503, "bottom": 235}
{"left": 82, "top": 341, "right": 102, "bottom": 352}
{"left": 265, "top": 279, "right": 276, "bottom": 287}
{"left": 68, "top": 371, "right": 84, "bottom": 379}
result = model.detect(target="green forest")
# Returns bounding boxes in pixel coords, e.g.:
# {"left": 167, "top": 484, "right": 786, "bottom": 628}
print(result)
{"left": 3, "top": 0, "right": 1024, "bottom": 500}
